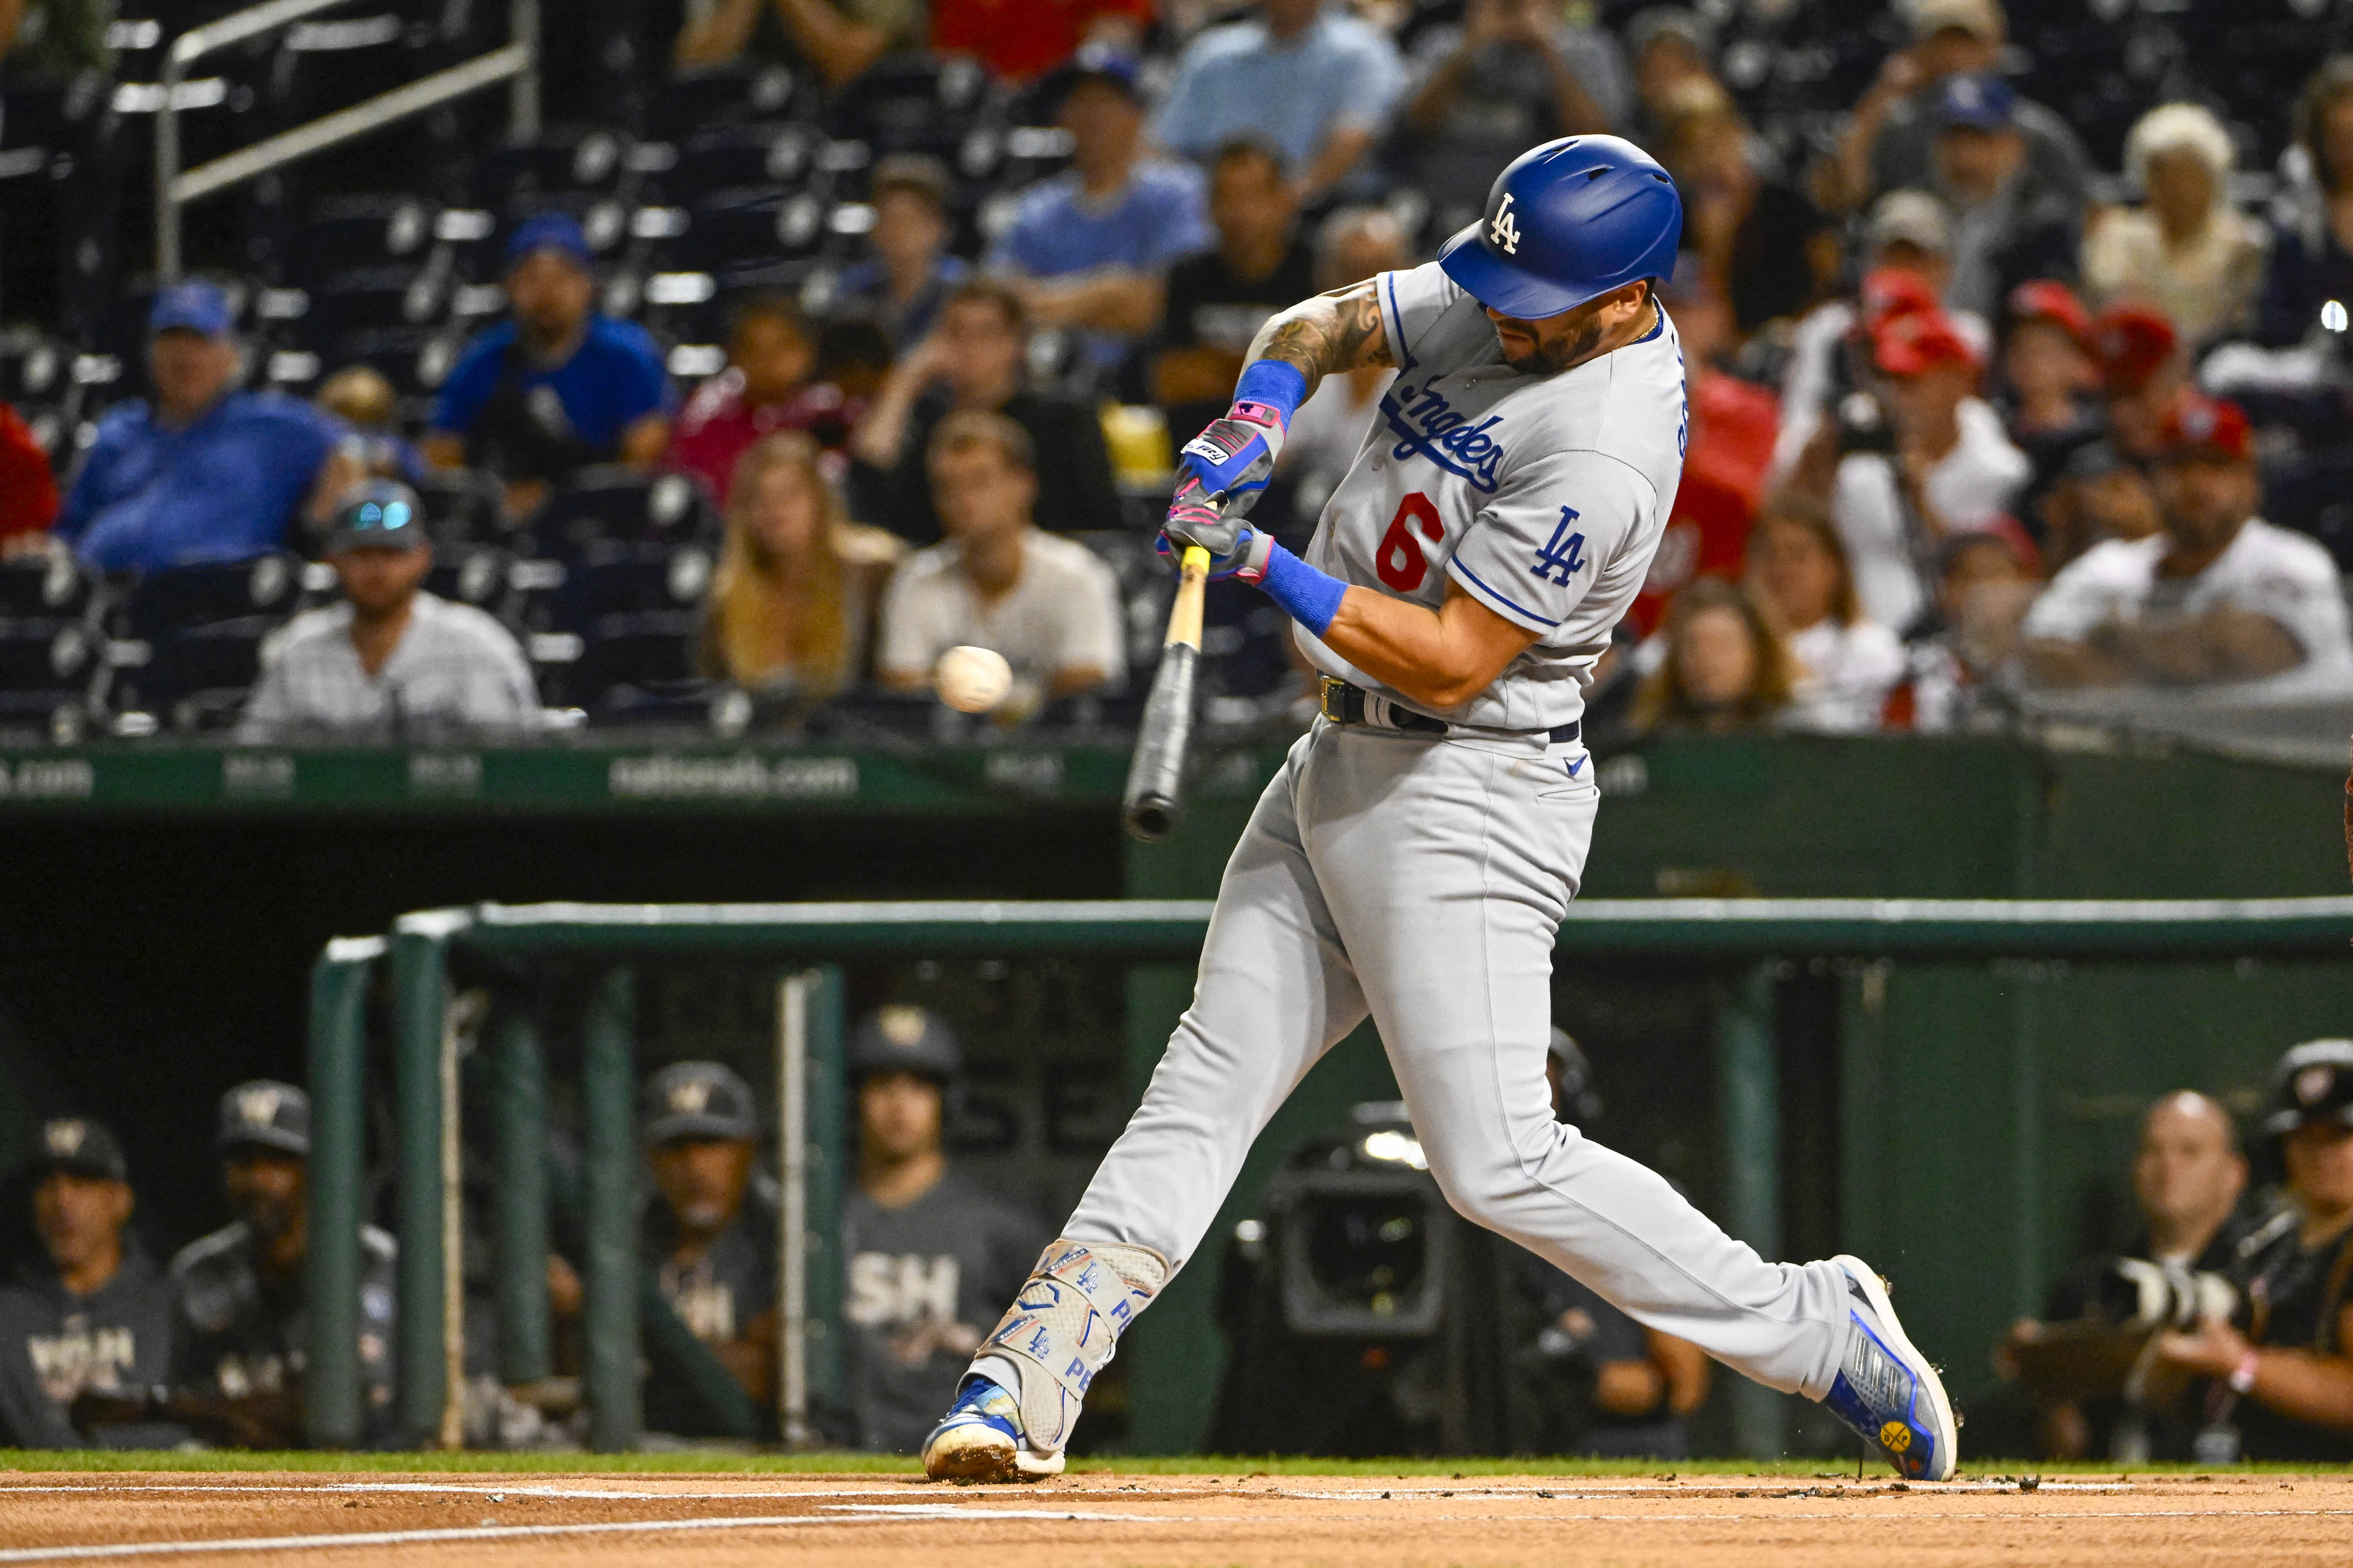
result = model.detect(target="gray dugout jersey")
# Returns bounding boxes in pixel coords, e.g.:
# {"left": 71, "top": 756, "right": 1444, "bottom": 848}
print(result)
{"left": 1296, "top": 261, "right": 1689, "bottom": 732}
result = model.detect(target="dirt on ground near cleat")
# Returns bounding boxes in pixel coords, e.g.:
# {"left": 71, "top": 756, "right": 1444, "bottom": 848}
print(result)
{"left": 2, "top": 1468, "right": 2351, "bottom": 1566}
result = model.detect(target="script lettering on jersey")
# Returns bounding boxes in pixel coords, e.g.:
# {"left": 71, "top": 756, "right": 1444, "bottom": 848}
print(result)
{"left": 27, "top": 1322, "right": 138, "bottom": 1402}
{"left": 1531, "top": 507, "right": 1586, "bottom": 586}
{"left": 1378, "top": 379, "right": 1507, "bottom": 493}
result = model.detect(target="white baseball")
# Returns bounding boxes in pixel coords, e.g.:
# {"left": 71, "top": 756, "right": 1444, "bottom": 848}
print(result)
{"left": 934, "top": 644, "right": 1014, "bottom": 713}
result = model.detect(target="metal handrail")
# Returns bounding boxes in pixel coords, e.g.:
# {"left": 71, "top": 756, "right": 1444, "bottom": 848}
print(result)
{"left": 156, "top": 0, "right": 540, "bottom": 279}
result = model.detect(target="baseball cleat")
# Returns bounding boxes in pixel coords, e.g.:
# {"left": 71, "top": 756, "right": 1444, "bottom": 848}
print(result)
{"left": 1822, "top": 1254, "right": 1958, "bottom": 1481}
{"left": 921, "top": 1376, "right": 1064, "bottom": 1483}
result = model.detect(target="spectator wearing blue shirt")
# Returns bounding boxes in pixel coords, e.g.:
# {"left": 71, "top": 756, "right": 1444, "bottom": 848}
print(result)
{"left": 833, "top": 154, "right": 971, "bottom": 352}
{"left": 1152, "top": 0, "right": 1406, "bottom": 204}
{"left": 984, "top": 49, "right": 1211, "bottom": 367}
{"left": 423, "top": 213, "right": 675, "bottom": 520}
{"left": 53, "top": 281, "right": 360, "bottom": 577}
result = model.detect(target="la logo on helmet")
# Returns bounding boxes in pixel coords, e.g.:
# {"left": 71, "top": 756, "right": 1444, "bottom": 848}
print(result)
{"left": 1490, "top": 193, "right": 1520, "bottom": 255}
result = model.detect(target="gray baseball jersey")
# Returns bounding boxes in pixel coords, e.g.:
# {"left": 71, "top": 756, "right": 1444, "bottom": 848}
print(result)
{"left": 979, "top": 285, "right": 1856, "bottom": 1434}
{"left": 0, "top": 1247, "right": 184, "bottom": 1449}
{"left": 1297, "top": 261, "right": 1688, "bottom": 731}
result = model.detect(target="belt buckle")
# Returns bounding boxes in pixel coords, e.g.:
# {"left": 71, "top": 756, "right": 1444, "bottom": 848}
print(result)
{"left": 1319, "top": 677, "right": 1349, "bottom": 725}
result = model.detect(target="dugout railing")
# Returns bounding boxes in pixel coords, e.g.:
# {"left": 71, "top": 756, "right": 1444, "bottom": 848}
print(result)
{"left": 304, "top": 895, "right": 2353, "bottom": 1457}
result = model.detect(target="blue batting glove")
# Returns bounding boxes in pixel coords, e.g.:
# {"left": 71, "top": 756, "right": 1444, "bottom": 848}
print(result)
{"left": 1174, "top": 399, "right": 1288, "bottom": 515}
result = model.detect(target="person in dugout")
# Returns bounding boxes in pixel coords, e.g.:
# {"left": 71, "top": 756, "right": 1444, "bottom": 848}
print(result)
{"left": 2154, "top": 1039, "right": 2353, "bottom": 1461}
{"left": 841, "top": 1006, "right": 1047, "bottom": 1454}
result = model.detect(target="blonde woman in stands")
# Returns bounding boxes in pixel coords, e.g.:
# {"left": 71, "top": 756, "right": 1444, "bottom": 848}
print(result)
{"left": 699, "top": 432, "right": 903, "bottom": 708}
{"left": 2082, "top": 103, "right": 2267, "bottom": 350}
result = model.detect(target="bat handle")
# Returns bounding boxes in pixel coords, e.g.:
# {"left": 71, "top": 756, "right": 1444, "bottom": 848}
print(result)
{"left": 1166, "top": 545, "right": 1211, "bottom": 649}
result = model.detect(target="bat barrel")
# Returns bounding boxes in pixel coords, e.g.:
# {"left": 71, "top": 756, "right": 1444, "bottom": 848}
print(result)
{"left": 1122, "top": 546, "right": 1212, "bottom": 843}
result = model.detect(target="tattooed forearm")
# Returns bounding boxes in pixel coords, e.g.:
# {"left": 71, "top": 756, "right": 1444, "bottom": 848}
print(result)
{"left": 1243, "top": 280, "right": 1394, "bottom": 400}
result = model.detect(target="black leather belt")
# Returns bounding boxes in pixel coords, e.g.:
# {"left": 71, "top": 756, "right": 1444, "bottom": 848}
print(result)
{"left": 1319, "top": 677, "right": 1579, "bottom": 744}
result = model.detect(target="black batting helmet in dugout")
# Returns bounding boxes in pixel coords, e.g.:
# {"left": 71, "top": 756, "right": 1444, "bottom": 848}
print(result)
{"left": 848, "top": 1005, "right": 963, "bottom": 1084}
{"left": 2262, "top": 1039, "right": 2353, "bottom": 1136}
{"left": 1435, "top": 135, "right": 1684, "bottom": 320}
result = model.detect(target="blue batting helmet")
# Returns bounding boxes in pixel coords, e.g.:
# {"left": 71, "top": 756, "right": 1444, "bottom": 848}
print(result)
{"left": 1436, "top": 136, "right": 1683, "bottom": 320}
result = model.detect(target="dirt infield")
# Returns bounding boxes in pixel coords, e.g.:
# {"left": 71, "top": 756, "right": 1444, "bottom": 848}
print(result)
{"left": 4, "top": 1469, "right": 2351, "bottom": 1566}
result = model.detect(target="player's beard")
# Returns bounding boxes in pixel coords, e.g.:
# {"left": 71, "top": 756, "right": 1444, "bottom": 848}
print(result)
{"left": 1494, "top": 314, "right": 1607, "bottom": 376}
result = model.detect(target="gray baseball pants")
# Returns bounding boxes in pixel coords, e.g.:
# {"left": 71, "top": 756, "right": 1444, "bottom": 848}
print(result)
{"left": 1000, "top": 719, "right": 1854, "bottom": 1403}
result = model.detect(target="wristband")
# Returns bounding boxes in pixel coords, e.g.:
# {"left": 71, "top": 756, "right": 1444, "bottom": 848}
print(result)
{"left": 1234, "top": 359, "right": 1309, "bottom": 424}
{"left": 2227, "top": 1350, "right": 2259, "bottom": 1394}
{"left": 1257, "top": 541, "right": 1347, "bottom": 638}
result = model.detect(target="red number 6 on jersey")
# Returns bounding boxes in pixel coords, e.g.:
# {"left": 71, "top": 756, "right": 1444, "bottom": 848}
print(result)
{"left": 1376, "top": 492, "right": 1445, "bottom": 591}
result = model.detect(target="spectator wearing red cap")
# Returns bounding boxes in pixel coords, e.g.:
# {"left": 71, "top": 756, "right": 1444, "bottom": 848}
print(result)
{"left": 2093, "top": 303, "right": 2188, "bottom": 463}
{"left": 1771, "top": 192, "right": 1991, "bottom": 488}
{"left": 1998, "top": 280, "right": 2102, "bottom": 516}
{"left": 2084, "top": 104, "right": 2267, "bottom": 351}
{"left": 2020, "top": 395, "right": 2353, "bottom": 697}
{"left": 1828, "top": 307, "right": 2030, "bottom": 633}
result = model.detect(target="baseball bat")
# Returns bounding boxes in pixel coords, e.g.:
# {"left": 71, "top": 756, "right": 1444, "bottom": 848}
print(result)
{"left": 1122, "top": 545, "right": 1211, "bottom": 842}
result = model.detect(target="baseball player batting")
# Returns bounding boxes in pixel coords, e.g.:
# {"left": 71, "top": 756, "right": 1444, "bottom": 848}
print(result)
{"left": 923, "top": 137, "right": 1957, "bottom": 1483}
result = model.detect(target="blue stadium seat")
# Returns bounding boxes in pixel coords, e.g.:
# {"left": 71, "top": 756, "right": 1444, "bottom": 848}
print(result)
{"left": 646, "top": 123, "right": 825, "bottom": 207}
{"left": 0, "top": 617, "right": 106, "bottom": 741}
{"left": 662, "top": 186, "right": 829, "bottom": 274}
{"left": 413, "top": 467, "right": 509, "bottom": 545}
{"left": 423, "top": 542, "right": 517, "bottom": 616}
{"left": 823, "top": 56, "right": 993, "bottom": 163}
{"left": 110, "top": 614, "right": 282, "bottom": 730}
{"left": 543, "top": 538, "right": 716, "bottom": 631}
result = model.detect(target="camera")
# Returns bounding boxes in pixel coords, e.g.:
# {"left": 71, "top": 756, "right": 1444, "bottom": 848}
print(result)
{"left": 2093, "top": 1257, "right": 2239, "bottom": 1333}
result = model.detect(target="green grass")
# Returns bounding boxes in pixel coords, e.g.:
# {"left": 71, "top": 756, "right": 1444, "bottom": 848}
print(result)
{"left": 1, "top": 1450, "right": 2345, "bottom": 1477}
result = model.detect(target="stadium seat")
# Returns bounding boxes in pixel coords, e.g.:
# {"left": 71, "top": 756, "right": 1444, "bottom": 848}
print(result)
{"left": 824, "top": 56, "right": 993, "bottom": 163}
{"left": 541, "top": 539, "right": 716, "bottom": 631}
{"left": 110, "top": 614, "right": 281, "bottom": 730}
{"left": 648, "top": 124, "right": 825, "bottom": 207}
{"left": 470, "top": 129, "right": 634, "bottom": 211}
{"left": 286, "top": 196, "right": 443, "bottom": 287}
{"left": 413, "top": 467, "right": 509, "bottom": 544}
{"left": 645, "top": 62, "right": 809, "bottom": 140}
{"left": 0, "top": 553, "right": 98, "bottom": 621}
{"left": 113, "top": 552, "right": 304, "bottom": 642}
{"left": 301, "top": 266, "right": 449, "bottom": 347}
{"left": 525, "top": 468, "right": 716, "bottom": 557}
{"left": 0, "top": 333, "right": 71, "bottom": 408}
{"left": 0, "top": 617, "right": 107, "bottom": 741}
{"left": 660, "top": 187, "right": 830, "bottom": 275}
{"left": 424, "top": 542, "right": 518, "bottom": 615}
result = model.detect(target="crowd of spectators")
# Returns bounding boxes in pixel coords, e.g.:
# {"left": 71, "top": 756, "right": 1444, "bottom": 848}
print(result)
{"left": 9, "top": 0, "right": 2353, "bottom": 743}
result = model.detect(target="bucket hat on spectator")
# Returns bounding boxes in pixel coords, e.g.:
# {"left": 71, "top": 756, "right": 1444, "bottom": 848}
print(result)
{"left": 1874, "top": 309, "right": 1981, "bottom": 377}
{"left": 17, "top": 1117, "right": 130, "bottom": 1183}
{"left": 2092, "top": 304, "right": 2177, "bottom": 394}
{"left": 2262, "top": 1039, "right": 2353, "bottom": 1135}
{"left": 847, "top": 1006, "right": 963, "bottom": 1085}
{"left": 216, "top": 1080, "right": 310, "bottom": 1157}
{"left": 642, "top": 1061, "right": 760, "bottom": 1145}
{"left": 2155, "top": 393, "right": 2253, "bottom": 463}
{"left": 2004, "top": 280, "right": 2091, "bottom": 345}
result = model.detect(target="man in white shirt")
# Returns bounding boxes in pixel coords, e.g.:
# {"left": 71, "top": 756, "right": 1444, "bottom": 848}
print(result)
{"left": 238, "top": 482, "right": 540, "bottom": 740}
{"left": 1831, "top": 307, "right": 2029, "bottom": 634}
{"left": 876, "top": 411, "right": 1126, "bottom": 713}
{"left": 2020, "top": 395, "right": 2353, "bottom": 699}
